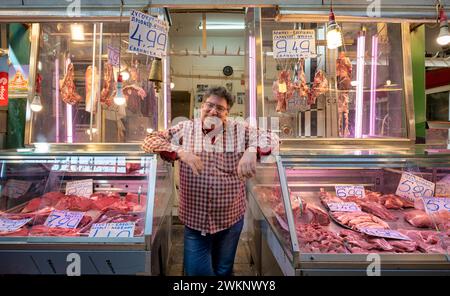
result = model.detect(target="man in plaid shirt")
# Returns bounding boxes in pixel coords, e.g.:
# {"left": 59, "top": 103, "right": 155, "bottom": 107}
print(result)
{"left": 142, "top": 86, "right": 278, "bottom": 276}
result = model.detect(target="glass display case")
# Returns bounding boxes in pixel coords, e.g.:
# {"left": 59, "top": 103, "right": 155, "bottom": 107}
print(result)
{"left": 247, "top": 149, "right": 450, "bottom": 276}
{"left": 0, "top": 146, "right": 173, "bottom": 275}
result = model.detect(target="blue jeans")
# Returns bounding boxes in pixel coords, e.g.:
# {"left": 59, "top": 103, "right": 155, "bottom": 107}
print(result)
{"left": 184, "top": 218, "right": 244, "bottom": 276}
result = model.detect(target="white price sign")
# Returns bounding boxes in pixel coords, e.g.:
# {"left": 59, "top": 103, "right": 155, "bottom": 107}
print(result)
{"left": 1, "top": 179, "right": 32, "bottom": 199}
{"left": 395, "top": 172, "right": 435, "bottom": 201}
{"left": 359, "top": 228, "right": 411, "bottom": 241}
{"left": 44, "top": 210, "right": 84, "bottom": 229}
{"left": 273, "top": 30, "right": 316, "bottom": 59}
{"left": 128, "top": 10, "right": 169, "bottom": 58}
{"left": 107, "top": 45, "right": 120, "bottom": 66}
{"left": 335, "top": 185, "right": 365, "bottom": 199}
{"left": 65, "top": 179, "right": 93, "bottom": 198}
{"left": 89, "top": 222, "right": 135, "bottom": 238}
{"left": 327, "top": 202, "right": 361, "bottom": 212}
{"left": 421, "top": 197, "right": 450, "bottom": 214}
{"left": 0, "top": 218, "right": 31, "bottom": 232}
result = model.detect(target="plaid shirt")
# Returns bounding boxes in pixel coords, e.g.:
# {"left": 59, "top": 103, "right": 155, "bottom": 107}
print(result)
{"left": 142, "top": 118, "right": 278, "bottom": 234}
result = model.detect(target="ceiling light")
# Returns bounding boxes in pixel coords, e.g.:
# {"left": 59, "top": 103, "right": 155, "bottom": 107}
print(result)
{"left": 198, "top": 23, "right": 245, "bottom": 30}
{"left": 437, "top": 5, "right": 450, "bottom": 46}
{"left": 30, "top": 94, "right": 43, "bottom": 112}
{"left": 71, "top": 24, "right": 85, "bottom": 41}
{"left": 326, "top": 10, "right": 342, "bottom": 49}
{"left": 121, "top": 71, "right": 130, "bottom": 81}
{"left": 170, "top": 82, "right": 175, "bottom": 89}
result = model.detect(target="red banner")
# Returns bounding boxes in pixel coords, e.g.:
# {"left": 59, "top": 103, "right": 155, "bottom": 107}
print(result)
{"left": 0, "top": 72, "right": 8, "bottom": 106}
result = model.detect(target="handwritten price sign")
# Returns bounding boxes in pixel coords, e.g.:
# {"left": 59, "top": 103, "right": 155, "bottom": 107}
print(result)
{"left": 128, "top": 10, "right": 169, "bottom": 58}
{"left": 272, "top": 30, "right": 316, "bottom": 59}
{"left": 359, "top": 228, "right": 411, "bottom": 241}
{"left": 44, "top": 210, "right": 84, "bottom": 229}
{"left": 89, "top": 222, "right": 136, "bottom": 238}
{"left": 395, "top": 172, "right": 435, "bottom": 201}
{"left": 107, "top": 45, "right": 120, "bottom": 67}
{"left": 327, "top": 202, "right": 361, "bottom": 212}
{"left": 421, "top": 197, "right": 450, "bottom": 214}
{"left": 65, "top": 179, "right": 93, "bottom": 198}
{"left": 335, "top": 185, "right": 365, "bottom": 199}
{"left": 0, "top": 218, "right": 31, "bottom": 232}
{"left": 1, "top": 179, "right": 32, "bottom": 199}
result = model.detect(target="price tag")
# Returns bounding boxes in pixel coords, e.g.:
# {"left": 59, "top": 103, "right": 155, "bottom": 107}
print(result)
{"left": 44, "top": 210, "right": 84, "bottom": 229}
{"left": 278, "top": 82, "right": 287, "bottom": 93}
{"left": 0, "top": 218, "right": 31, "bottom": 232}
{"left": 128, "top": 10, "right": 169, "bottom": 58}
{"left": 89, "top": 222, "right": 136, "bottom": 238}
{"left": 65, "top": 179, "right": 93, "bottom": 198}
{"left": 273, "top": 30, "right": 316, "bottom": 59}
{"left": 107, "top": 45, "right": 120, "bottom": 66}
{"left": 421, "top": 197, "right": 450, "bottom": 214}
{"left": 359, "top": 228, "right": 411, "bottom": 241}
{"left": 395, "top": 172, "right": 435, "bottom": 201}
{"left": 335, "top": 185, "right": 365, "bottom": 199}
{"left": 327, "top": 202, "right": 361, "bottom": 212}
{"left": 1, "top": 179, "right": 32, "bottom": 199}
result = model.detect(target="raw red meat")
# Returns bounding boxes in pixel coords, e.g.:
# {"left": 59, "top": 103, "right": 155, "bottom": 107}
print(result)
{"left": 21, "top": 198, "right": 42, "bottom": 213}
{"left": 90, "top": 193, "right": 121, "bottom": 211}
{"left": 306, "top": 203, "right": 330, "bottom": 226}
{"left": 29, "top": 225, "right": 80, "bottom": 237}
{"left": 332, "top": 211, "right": 390, "bottom": 230}
{"left": 100, "top": 62, "right": 116, "bottom": 107}
{"left": 360, "top": 201, "right": 398, "bottom": 221}
{"left": 0, "top": 228, "right": 29, "bottom": 237}
{"left": 60, "top": 63, "right": 82, "bottom": 105}
{"left": 308, "top": 70, "right": 328, "bottom": 105}
{"left": 292, "top": 60, "right": 309, "bottom": 98}
{"left": 273, "top": 70, "right": 294, "bottom": 113}
{"left": 296, "top": 223, "right": 347, "bottom": 253}
{"left": 404, "top": 210, "right": 433, "bottom": 228}
{"left": 381, "top": 194, "right": 414, "bottom": 209}
{"left": 125, "top": 192, "right": 147, "bottom": 206}
{"left": 54, "top": 195, "right": 93, "bottom": 212}
{"left": 22, "top": 192, "right": 64, "bottom": 213}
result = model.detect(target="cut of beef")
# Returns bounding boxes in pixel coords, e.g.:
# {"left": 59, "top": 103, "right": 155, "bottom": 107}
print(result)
{"left": 404, "top": 210, "right": 433, "bottom": 228}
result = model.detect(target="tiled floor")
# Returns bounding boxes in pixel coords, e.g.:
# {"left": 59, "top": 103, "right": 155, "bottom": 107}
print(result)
{"left": 167, "top": 224, "right": 255, "bottom": 276}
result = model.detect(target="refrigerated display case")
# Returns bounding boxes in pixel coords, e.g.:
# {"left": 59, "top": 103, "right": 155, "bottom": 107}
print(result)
{"left": 0, "top": 145, "right": 173, "bottom": 275}
{"left": 247, "top": 149, "right": 450, "bottom": 276}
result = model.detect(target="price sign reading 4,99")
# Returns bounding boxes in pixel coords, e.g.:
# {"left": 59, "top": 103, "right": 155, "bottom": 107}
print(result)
{"left": 128, "top": 10, "right": 169, "bottom": 58}
{"left": 395, "top": 172, "right": 435, "bottom": 201}
{"left": 44, "top": 210, "right": 84, "bottom": 229}
{"left": 273, "top": 30, "right": 316, "bottom": 59}
{"left": 89, "top": 222, "right": 136, "bottom": 238}
{"left": 359, "top": 228, "right": 411, "bottom": 241}
{"left": 335, "top": 185, "right": 365, "bottom": 199}
{"left": 421, "top": 197, "right": 450, "bottom": 214}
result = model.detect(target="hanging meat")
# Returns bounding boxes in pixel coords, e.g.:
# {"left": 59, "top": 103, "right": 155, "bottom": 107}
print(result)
{"left": 123, "top": 84, "right": 147, "bottom": 114}
{"left": 336, "top": 51, "right": 353, "bottom": 137}
{"left": 292, "top": 60, "right": 309, "bottom": 98}
{"left": 272, "top": 70, "right": 294, "bottom": 113}
{"left": 85, "top": 66, "right": 99, "bottom": 113}
{"left": 60, "top": 62, "right": 82, "bottom": 105}
{"left": 308, "top": 70, "right": 328, "bottom": 105}
{"left": 100, "top": 62, "right": 116, "bottom": 107}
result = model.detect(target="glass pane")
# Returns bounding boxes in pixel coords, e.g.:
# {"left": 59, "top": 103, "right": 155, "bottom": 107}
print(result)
{"left": 261, "top": 21, "right": 407, "bottom": 139}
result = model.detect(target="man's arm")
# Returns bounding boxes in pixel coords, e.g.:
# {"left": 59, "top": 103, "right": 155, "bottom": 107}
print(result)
{"left": 141, "top": 122, "right": 184, "bottom": 162}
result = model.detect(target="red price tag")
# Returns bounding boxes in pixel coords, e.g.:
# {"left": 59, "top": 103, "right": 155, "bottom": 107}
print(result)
{"left": 0, "top": 71, "right": 8, "bottom": 107}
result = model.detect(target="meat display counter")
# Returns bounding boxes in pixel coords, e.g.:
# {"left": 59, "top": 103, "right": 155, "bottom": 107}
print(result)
{"left": 0, "top": 148, "right": 173, "bottom": 275}
{"left": 247, "top": 149, "right": 450, "bottom": 276}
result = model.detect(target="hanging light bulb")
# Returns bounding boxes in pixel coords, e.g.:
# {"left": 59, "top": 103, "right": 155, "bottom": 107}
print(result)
{"left": 114, "top": 74, "right": 126, "bottom": 106}
{"left": 70, "top": 24, "right": 85, "bottom": 41}
{"left": 121, "top": 70, "right": 130, "bottom": 81}
{"left": 437, "top": 5, "right": 450, "bottom": 46}
{"left": 170, "top": 82, "right": 175, "bottom": 89}
{"left": 326, "top": 2, "right": 343, "bottom": 49}
{"left": 30, "top": 94, "right": 43, "bottom": 112}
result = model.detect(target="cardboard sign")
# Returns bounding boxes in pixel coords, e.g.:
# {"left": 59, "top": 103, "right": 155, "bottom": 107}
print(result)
{"left": 335, "top": 185, "right": 365, "bottom": 199}
{"left": 89, "top": 222, "right": 135, "bottom": 238}
{"left": 0, "top": 71, "right": 8, "bottom": 106}
{"left": 44, "top": 210, "right": 84, "bottom": 229}
{"left": 0, "top": 218, "right": 31, "bottom": 232}
{"left": 359, "top": 228, "right": 411, "bottom": 241}
{"left": 1, "top": 179, "right": 32, "bottom": 199}
{"left": 422, "top": 197, "right": 450, "bottom": 214}
{"left": 395, "top": 172, "right": 435, "bottom": 201}
{"left": 273, "top": 30, "right": 316, "bottom": 59}
{"left": 65, "top": 179, "right": 93, "bottom": 198}
{"left": 327, "top": 202, "right": 361, "bottom": 212}
{"left": 128, "top": 10, "right": 169, "bottom": 58}
{"left": 107, "top": 45, "right": 120, "bottom": 67}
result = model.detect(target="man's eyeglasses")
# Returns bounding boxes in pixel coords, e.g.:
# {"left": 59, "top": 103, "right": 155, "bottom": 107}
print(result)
{"left": 203, "top": 101, "right": 229, "bottom": 113}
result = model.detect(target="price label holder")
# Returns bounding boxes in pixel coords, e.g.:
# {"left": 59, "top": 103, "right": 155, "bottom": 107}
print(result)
{"left": 128, "top": 10, "right": 169, "bottom": 58}
{"left": 272, "top": 30, "right": 316, "bottom": 59}
{"left": 395, "top": 172, "right": 435, "bottom": 201}
{"left": 65, "top": 179, "right": 93, "bottom": 198}
{"left": 335, "top": 185, "right": 365, "bottom": 199}
{"left": 44, "top": 210, "right": 84, "bottom": 229}
{"left": 107, "top": 45, "right": 120, "bottom": 66}
{"left": 0, "top": 218, "right": 31, "bottom": 232}
{"left": 89, "top": 222, "right": 136, "bottom": 238}
{"left": 421, "top": 197, "right": 450, "bottom": 214}
{"left": 359, "top": 228, "right": 411, "bottom": 241}
{"left": 327, "top": 202, "right": 361, "bottom": 212}
{"left": 1, "top": 179, "right": 32, "bottom": 199}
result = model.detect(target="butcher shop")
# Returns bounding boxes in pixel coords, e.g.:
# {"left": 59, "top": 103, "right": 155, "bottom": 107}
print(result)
{"left": 0, "top": 0, "right": 449, "bottom": 277}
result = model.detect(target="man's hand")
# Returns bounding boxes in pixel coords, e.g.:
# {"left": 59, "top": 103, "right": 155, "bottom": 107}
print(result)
{"left": 237, "top": 150, "right": 257, "bottom": 180}
{"left": 178, "top": 149, "right": 203, "bottom": 176}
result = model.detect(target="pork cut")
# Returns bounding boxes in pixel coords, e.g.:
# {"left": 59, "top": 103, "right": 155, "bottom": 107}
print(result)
{"left": 60, "top": 62, "right": 82, "bottom": 105}
{"left": 404, "top": 210, "right": 433, "bottom": 228}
